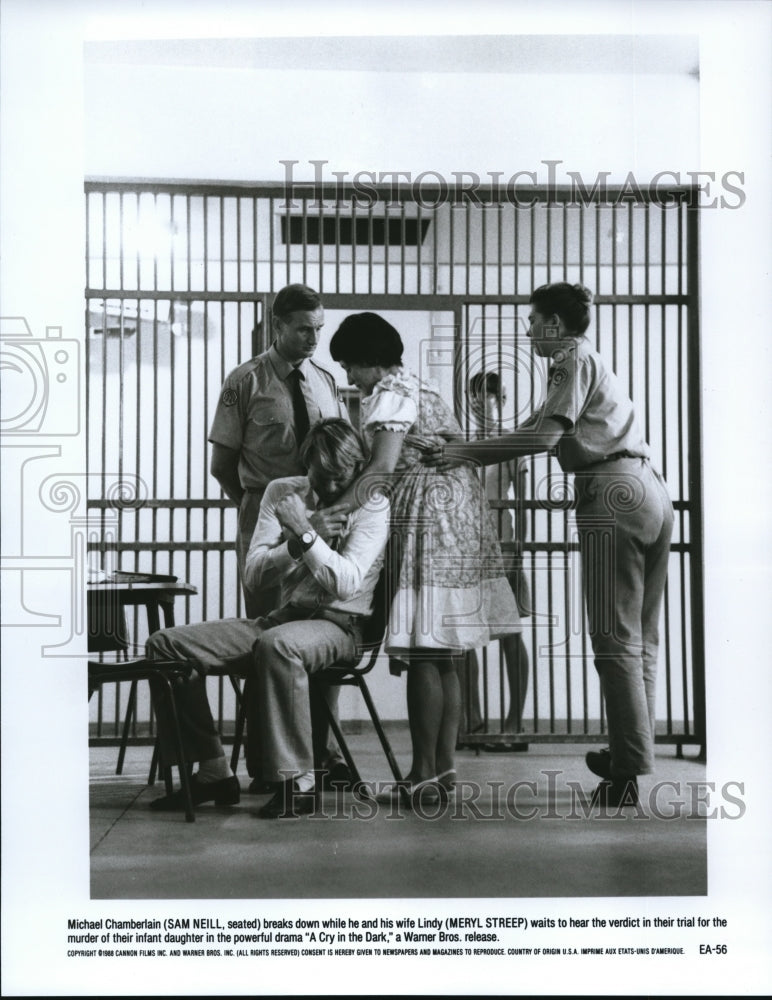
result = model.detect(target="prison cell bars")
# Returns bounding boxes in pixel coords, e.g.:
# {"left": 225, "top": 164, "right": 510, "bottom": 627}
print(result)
{"left": 85, "top": 180, "right": 704, "bottom": 755}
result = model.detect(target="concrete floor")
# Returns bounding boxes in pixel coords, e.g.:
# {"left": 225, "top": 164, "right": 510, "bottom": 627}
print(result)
{"left": 90, "top": 730, "right": 707, "bottom": 900}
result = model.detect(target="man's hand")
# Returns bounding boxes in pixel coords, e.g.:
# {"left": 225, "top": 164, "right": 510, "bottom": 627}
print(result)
{"left": 308, "top": 507, "right": 348, "bottom": 543}
{"left": 172, "top": 665, "right": 200, "bottom": 686}
{"left": 411, "top": 431, "right": 470, "bottom": 470}
{"left": 275, "top": 493, "right": 313, "bottom": 538}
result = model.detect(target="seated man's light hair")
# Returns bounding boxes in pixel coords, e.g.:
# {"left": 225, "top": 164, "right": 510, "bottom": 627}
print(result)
{"left": 299, "top": 417, "right": 366, "bottom": 477}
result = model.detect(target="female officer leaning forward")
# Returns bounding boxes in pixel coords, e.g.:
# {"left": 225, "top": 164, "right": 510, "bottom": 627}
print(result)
{"left": 423, "top": 282, "right": 674, "bottom": 807}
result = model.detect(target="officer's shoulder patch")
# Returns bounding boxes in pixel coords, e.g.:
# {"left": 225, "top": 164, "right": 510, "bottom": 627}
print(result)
{"left": 221, "top": 387, "right": 238, "bottom": 406}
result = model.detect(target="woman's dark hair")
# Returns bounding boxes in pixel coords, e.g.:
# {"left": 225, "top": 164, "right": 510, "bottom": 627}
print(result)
{"left": 529, "top": 282, "right": 593, "bottom": 335}
{"left": 329, "top": 312, "right": 404, "bottom": 367}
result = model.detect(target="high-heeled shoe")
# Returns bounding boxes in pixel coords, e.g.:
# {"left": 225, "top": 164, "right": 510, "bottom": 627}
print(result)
{"left": 435, "top": 769, "right": 457, "bottom": 800}
{"left": 375, "top": 776, "right": 445, "bottom": 807}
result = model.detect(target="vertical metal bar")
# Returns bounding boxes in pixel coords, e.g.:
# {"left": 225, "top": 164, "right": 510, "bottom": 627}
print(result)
{"left": 252, "top": 196, "right": 258, "bottom": 294}
{"left": 545, "top": 196, "right": 555, "bottom": 733}
{"left": 318, "top": 193, "right": 324, "bottom": 293}
{"left": 351, "top": 197, "right": 357, "bottom": 294}
{"left": 611, "top": 203, "right": 617, "bottom": 295}
{"left": 367, "top": 200, "right": 374, "bottom": 294}
{"left": 481, "top": 199, "right": 487, "bottom": 296}
{"left": 465, "top": 199, "right": 471, "bottom": 296}
{"left": 496, "top": 198, "right": 503, "bottom": 297}
{"left": 334, "top": 195, "right": 341, "bottom": 293}
{"left": 661, "top": 199, "right": 667, "bottom": 301}
{"left": 383, "top": 199, "right": 390, "bottom": 294}
{"left": 512, "top": 203, "right": 518, "bottom": 297}
{"left": 400, "top": 198, "right": 406, "bottom": 294}
{"left": 628, "top": 202, "right": 634, "bottom": 399}
{"left": 274, "top": 196, "right": 284, "bottom": 289}
{"left": 595, "top": 202, "right": 601, "bottom": 303}
{"left": 545, "top": 203, "right": 551, "bottom": 283}
{"left": 416, "top": 200, "right": 423, "bottom": 294}
{"left": 118, "top": 191, "right": 125, "bottom": 293}
{"left": 529, "top": 198, "right": 535, "bottom": 295}
{"left": 686, "top": 200, "right": 705, "bottom": 751}
{"left": 101, "top": 190, "right": 107, "bottom": 291}
{"left": 431, "top": 203, "right": 439, "bottom": 295}
{"left": 448, "top": 199, "right": 455, "bottom": 294}
{"left": 85, "top": 194, "right": 91, "bottom": 483}
{"left": 301, "top": 195, "right": 308, "bottom": 286}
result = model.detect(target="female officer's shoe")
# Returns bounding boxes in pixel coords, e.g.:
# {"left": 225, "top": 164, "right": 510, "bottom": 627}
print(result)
{"left": 590, "top": 776, "right": 639, "bottom": 808}
{"left": 585, "top": 747, "right": 612, "bottom": 779}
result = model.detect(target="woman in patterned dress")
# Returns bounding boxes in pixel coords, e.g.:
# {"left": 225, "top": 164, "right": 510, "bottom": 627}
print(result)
{"left": 326, "top": 313, "right": 520, "bottom": 801}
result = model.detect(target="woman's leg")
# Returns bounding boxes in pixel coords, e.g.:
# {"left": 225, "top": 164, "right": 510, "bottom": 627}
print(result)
{"left": 405, "top": 655, "right": 460, "bottom": 783}
{"left": 436, "top": 658, "right": 461, "bottom": 777}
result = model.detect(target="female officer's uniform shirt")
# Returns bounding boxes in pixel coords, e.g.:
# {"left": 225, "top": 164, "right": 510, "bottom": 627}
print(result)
{"left": 208, "top": 343, "right": 348, "bottom": 490}
{"left": 534, "top": 337, "right": 649, "bottom": 472}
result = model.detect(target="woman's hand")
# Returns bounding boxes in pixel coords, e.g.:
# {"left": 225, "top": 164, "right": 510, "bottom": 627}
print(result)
{"left": 419, "top": 443, "right": 445, "bottom": 467}
{"left": 308, "top": 507, "right": 348, "bottom": 543}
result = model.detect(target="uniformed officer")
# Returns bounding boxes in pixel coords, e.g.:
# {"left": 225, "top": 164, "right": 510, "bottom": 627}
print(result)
{"left": 209, "top": 284, "right": 350, "bottom": 787}
{"left": 209, "top": 283, "right": 349, "bottom": 618}
{"left": 423, "top": 283, "right": 674, "bottom": 809}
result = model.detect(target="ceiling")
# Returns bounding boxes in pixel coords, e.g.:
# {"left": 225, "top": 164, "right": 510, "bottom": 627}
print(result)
{"left": 84, "top": 34, "right": 699, "bottom": 76}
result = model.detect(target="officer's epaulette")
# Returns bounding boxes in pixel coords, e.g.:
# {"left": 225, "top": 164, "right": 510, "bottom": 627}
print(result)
{"left": 225, "top": 353, "right": 268, "bottom": 386}
{"left": 308, "top": 357, "right": 337, "bottom": 382}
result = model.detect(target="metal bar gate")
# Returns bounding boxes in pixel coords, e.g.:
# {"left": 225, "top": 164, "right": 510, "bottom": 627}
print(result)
{"left": 85, "top": 179, "right": 705, "bottom": 754}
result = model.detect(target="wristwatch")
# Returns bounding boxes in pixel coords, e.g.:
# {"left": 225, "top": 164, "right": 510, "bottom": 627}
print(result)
{"left": 300, "top": 530, "right": 317, "bottom": 551}
{"left": 287, "top": 529, "right": 317, "bottom": 560}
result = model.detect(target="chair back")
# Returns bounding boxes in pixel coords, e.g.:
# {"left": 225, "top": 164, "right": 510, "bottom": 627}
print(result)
{"left": 87, "top": 590, "right": 129, "bottom": 654}
{"left": 357, "top": 564, "right": 389, "bottom": 654}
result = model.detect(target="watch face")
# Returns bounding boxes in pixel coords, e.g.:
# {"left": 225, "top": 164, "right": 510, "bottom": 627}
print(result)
{"left": 302, "top": 531, "right": 314, "bottom": 545}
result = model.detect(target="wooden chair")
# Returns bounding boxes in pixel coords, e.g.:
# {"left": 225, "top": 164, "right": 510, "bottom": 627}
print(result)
{"left": 88, "top": 658, "right": 198, "bottom": 822}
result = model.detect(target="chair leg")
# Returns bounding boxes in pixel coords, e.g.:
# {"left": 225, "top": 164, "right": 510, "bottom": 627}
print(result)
{"left": 148, "top": 741, "right": 159, "bottom": 785}
{"left": 357, "top": 677, "right": 404, "bottom": 783}
{"left": 116, "top": 679, "right": 138, "bottom": 775}
{"left": 321, "top": 687, "right": 363, "bottom": 787}
{"left": 154, "top": 672, "right": 195, "bottom": 822}
{"left": 229, "top": 675, "right": 246, "bottom": 773}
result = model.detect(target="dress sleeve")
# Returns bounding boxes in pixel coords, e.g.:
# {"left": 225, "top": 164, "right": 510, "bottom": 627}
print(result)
{"left": 363, "top": 385, "right": 417, "bottom": 435}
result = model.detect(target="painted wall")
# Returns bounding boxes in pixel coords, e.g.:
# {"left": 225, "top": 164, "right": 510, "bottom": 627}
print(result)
{"left": 84, "top": 61, "right": 699, "bottom": 184}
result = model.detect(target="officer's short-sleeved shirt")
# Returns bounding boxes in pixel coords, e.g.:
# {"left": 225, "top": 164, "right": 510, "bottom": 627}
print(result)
{"left": 535, "top": 337, "right": 649, "bottom": 472}
{"left": 208, "top": 343, "right": 349, "bottom": 489}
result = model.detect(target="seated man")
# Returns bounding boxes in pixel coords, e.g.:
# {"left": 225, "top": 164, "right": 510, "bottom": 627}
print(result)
{"left": 146, "top": 418, "right": 389, "bottom": 818}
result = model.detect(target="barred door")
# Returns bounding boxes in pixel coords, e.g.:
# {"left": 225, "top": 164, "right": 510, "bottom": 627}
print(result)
{"left": 85, "top": 181, "right": 704, "bottom": 754}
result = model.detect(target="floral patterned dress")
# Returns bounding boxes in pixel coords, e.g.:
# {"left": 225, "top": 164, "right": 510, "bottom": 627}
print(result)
{"left": 360, "top": 368, "right": 520, "bottom": 669}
